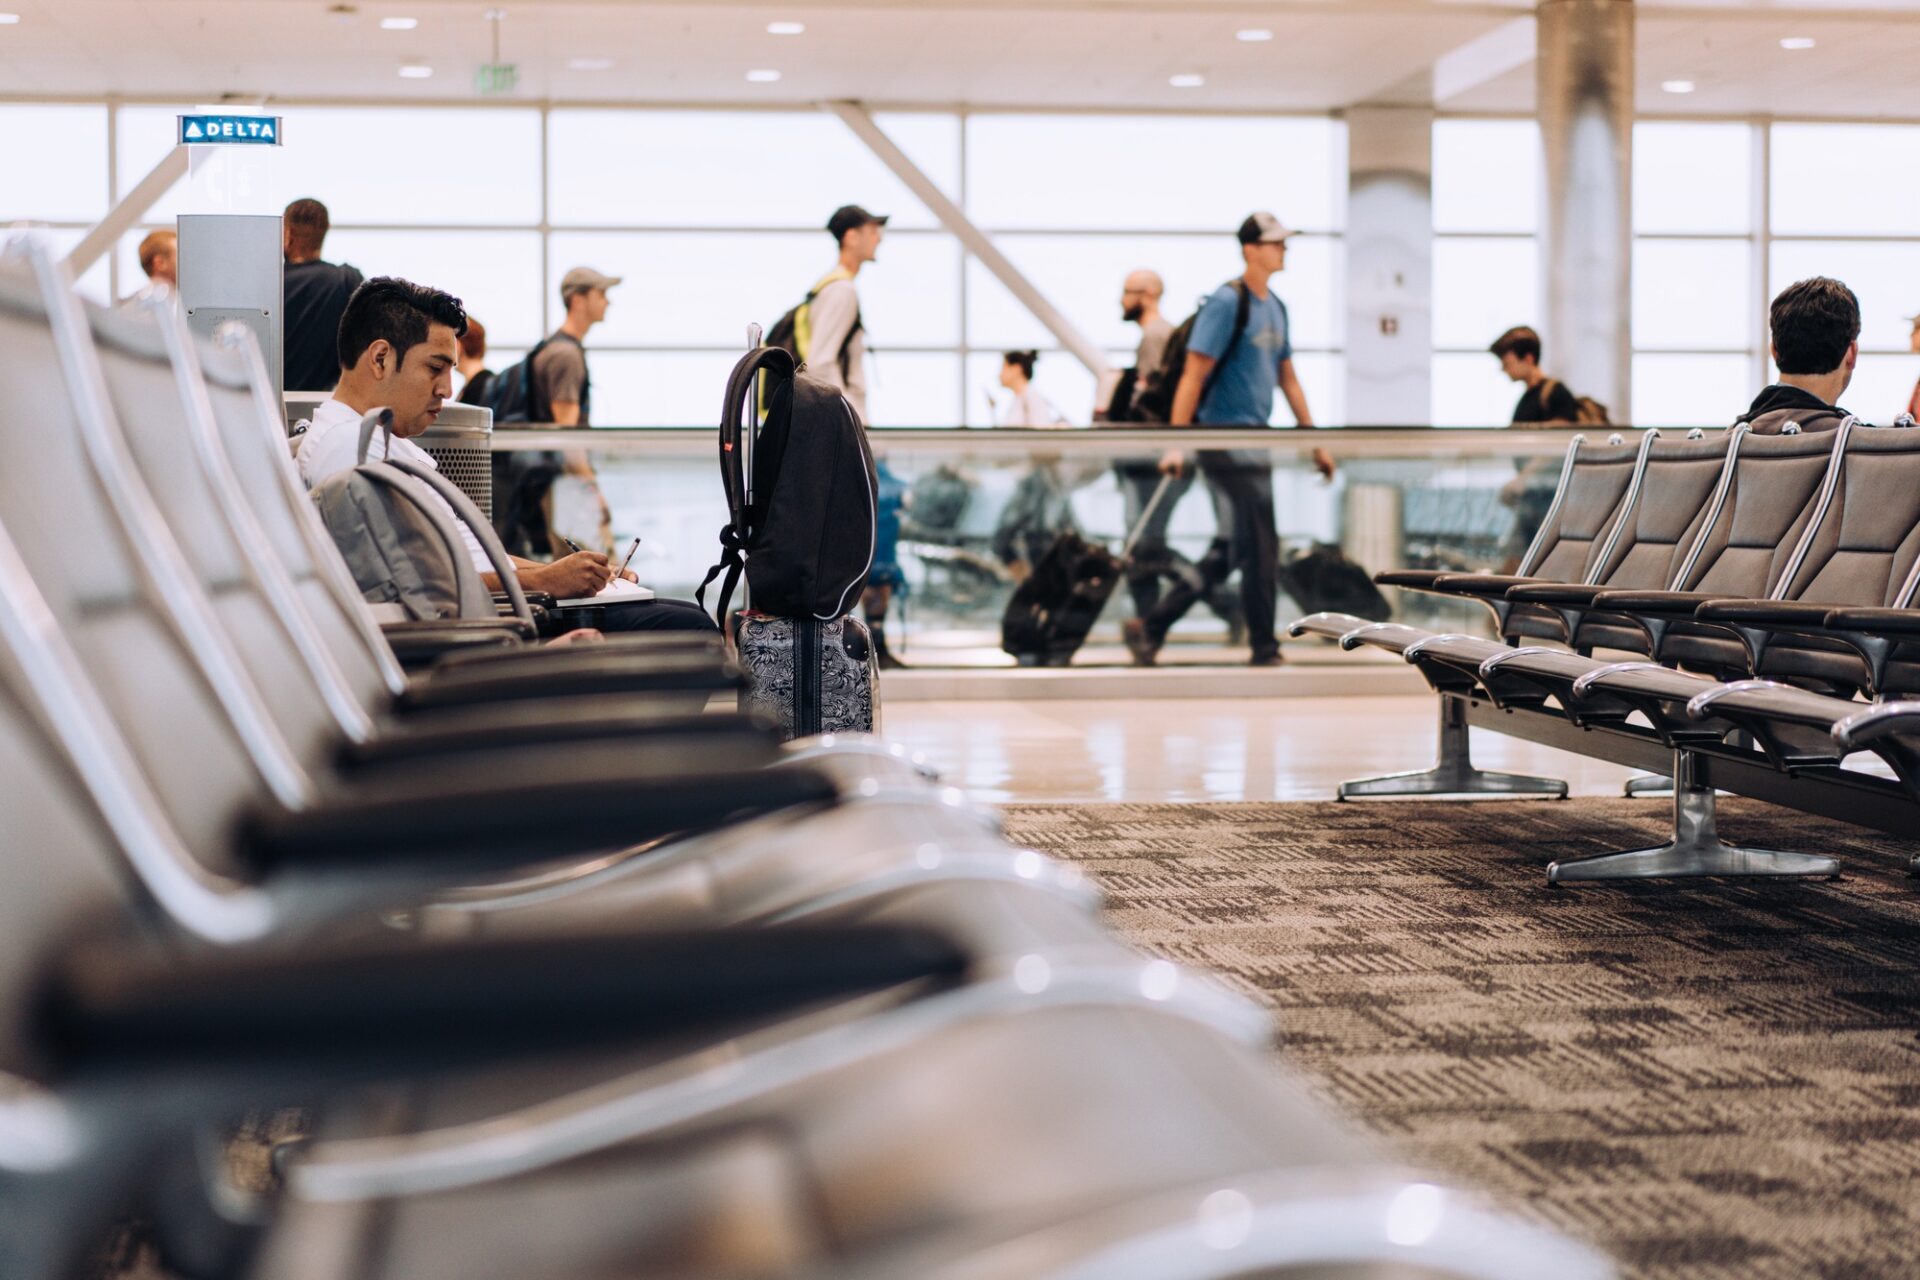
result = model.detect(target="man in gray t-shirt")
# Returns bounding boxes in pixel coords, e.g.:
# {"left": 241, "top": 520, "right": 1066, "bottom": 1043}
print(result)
{"left": 512, "top": 266, "right": 618, "bottom": 553}
{"left": 1115, "top": 268, "right": 1192, "bottom": 618}
{"left": 808, "top": 205, "right": 887, "bottom": 422}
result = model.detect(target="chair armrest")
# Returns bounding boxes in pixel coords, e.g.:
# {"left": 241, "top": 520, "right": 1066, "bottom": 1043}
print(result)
{"left": 1430, "top": 573, "right": 1544, "bottom": 597}
{"left": 343, "top": 705, "right": 775, "bottom": 770}
{"left": 240, "top": 741, "right": 832, "bottom": 880}
{"left": 1588, "top": 589, "right": 1738, "bottom": 618}
{"left": 37, "top": 922, "right": 964, "bottom": 1082}
{"left": 1821, "top": 608, "right": 1920, "bottom": 637}
{"left": 1692, "top": 600, "right": 1838, "bottom": 628}
{"left": 427, "top": 631, "right": 727, "bottom": 674}
{"left": 1504, "top": 583, "right": 1608, "bottom": 606}
{"left": 383, "top": 627, "right": 526, "bottom": 666}
{"left": 398, "top": 651, "right": 742, "bottom": 712}
{"left": 1372, "top": 569, "right": 1452, "bottom": 590}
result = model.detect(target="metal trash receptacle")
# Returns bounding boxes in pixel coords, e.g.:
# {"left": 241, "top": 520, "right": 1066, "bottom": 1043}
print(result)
{"left": 283, "top": 394, "right": 493, "bottom": 520}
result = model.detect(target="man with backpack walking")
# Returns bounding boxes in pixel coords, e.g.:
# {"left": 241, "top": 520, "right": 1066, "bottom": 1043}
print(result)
{"left": 487, "top": 267, "right": 618, "bottom": 557}
{"left": 1123, "top": 212, "right": 1334, "bottom": 668}
{"left": 774, "top": 204, "right": 885, "bottom": 422}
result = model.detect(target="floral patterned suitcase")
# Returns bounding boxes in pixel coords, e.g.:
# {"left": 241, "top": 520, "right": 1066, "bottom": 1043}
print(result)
{"left": 733, "top": 611, "right": 877, "bottom": 741}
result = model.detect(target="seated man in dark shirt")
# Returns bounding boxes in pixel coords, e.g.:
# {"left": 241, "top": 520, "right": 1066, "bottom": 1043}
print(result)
{"left": 1736, "top": 276, "right": 1860, "bottom": 434}
{"left": 283, "top": 197, "right": 364, "bottom": 392}
{"left": 1490, "top": 325, "right": 1580, "bottom": 424}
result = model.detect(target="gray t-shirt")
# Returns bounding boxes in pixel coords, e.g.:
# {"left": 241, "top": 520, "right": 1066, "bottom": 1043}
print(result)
{"left": 531, "top": 332, "right": 590, "bottom": 425}
{"left": 1130, "top": 313, "right": 1174, "bottom": 417}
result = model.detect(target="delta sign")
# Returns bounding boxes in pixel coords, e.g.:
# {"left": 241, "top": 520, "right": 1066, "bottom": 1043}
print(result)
{"left": 177, "top": 114, "right": 284, "bottom": 146}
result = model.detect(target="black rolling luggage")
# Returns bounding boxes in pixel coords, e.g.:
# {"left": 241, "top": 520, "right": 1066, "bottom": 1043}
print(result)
{"left": 1276, "top": 543, "right": 1392, "bottom": 622}
{"left": 700, "top": 337, "right": 880, "bottom": 740}
{"left": 1001, "top": 475, "right": 1173, "bottom": 667}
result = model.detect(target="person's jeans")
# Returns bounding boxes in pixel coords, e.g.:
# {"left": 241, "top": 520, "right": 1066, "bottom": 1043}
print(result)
{"left": 1141, "top": 453, "right": 1278, "bottom": 659}
{"left": 596, "top": 597, "right": 721, "bottom": 633}
{"left": 1115, "top": 460, "right": 1193, "bottom": 616}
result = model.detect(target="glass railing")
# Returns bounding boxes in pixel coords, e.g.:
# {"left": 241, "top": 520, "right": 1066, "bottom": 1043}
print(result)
{"left": 488, "top": 424, "right": 1619, "bottom": 666}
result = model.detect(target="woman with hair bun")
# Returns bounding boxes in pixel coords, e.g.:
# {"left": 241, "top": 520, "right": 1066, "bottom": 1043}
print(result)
{"left": 996, "top": 349, "right": 1065, "bottom": 427}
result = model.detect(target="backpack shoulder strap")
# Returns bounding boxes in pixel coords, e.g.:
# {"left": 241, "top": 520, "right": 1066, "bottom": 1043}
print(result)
{"left": 699, "top": 345, "right": 799, "bottom": 626}
{"left": 1197, "top": 281, "right": 1255, "bottom": 409}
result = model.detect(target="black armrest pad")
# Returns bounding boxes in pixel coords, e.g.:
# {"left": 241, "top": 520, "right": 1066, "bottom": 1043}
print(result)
{"left": 344, "top": 705, "right": 775, "bottom": 769}
{"left": 241, "top": 740, "right": 829, "bottom": 880}
{"left": 1822, "top": 608, "right": 1920, "bottom": 637}
{"left": 1374, "top": 569, "right": 1451, "bottom": 589}
{"left": 1430, "top": 573, "right": 1544, "bottom": 598}
{"left": 384, "top": 628, "right": 525, "bottom": 666}
{"left": 427, "top": 631, "right": 728, "bottom": 675}
{"left": 400, "top": 652, "right": 742, "bottom": 711}
{"left": 39, "top": 922, "right": 965, "bottom": 1080}
{"left": 1589, "top": 589, "right": 1737, "bottom": 617}
{"left": 1505, "top": 583, "right": 1607, "bottom": 605}
{"left": 1693, "top": 599, "right": 1838, "bottom": 627}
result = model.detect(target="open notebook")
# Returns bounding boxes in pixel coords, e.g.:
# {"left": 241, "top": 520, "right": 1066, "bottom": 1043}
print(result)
{"left": 557, "top": 578, "right": 655, "bottom": 607}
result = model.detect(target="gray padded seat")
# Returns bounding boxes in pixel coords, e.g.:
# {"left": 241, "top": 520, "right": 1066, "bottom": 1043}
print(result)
{"left": 1486, "top": 427, "right": 1843, "bottom": 721}
{"left": 1290, "top": 432, "right": 1644, "bottom": 655}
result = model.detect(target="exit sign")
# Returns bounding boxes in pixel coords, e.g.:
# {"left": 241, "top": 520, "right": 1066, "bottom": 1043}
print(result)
{"left": 474, "top": 63, "right": 519, "bottom": 95}
{"left": 178, "top": 114, "right": 283, "bottom": 146}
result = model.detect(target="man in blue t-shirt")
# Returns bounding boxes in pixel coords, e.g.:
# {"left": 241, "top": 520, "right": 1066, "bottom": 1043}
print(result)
{"left": 1124, "top": 211, "right": 1334, "bottom": 667}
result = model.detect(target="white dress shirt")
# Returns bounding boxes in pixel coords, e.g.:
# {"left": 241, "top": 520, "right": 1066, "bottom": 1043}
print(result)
{"left": 295, "top": 398, "right": 493, "bottom": 575}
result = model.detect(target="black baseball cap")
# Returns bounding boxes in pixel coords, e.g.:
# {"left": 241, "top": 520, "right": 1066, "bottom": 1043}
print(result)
{"left": 828, "top": 204, "right": 889, "bottom": 240}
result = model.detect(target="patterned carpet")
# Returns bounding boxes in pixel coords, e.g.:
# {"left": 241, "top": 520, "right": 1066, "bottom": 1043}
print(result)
{"left": 1001, "top": 797, "right": 1920, "bottom": 1280}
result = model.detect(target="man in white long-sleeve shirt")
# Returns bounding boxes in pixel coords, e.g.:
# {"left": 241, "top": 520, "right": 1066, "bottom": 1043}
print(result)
{"left": 802, "top": 204, "right": 887, "bottom": 422}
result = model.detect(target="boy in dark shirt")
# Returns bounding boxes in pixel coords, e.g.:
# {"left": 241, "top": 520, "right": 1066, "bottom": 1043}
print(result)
{"left": 1735, "top": 277, "right": 1860, "bottom": 435}
{"left": 1490, "top": 325, "right": 1580, "bottom": 424}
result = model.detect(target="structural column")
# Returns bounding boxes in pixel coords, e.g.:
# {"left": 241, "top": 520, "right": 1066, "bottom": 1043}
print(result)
{"left": 1344, "top": 106, "right": 1433, "bottom": 426}
{"left": 1537, "top": 0, "right": 1632, "bottom": 419}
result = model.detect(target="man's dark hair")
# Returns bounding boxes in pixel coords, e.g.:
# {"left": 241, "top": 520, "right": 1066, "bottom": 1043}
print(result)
{"left": 1003, "top": 349, "right": 1037, "bottom": 379}
{"left": 1489, "top": 325, "right": 1542, "bottom": 364}
{"left": 337, "top": 277, "right": 469, "bottom": 371}
{"left": 284, "top": 197, "right": 331, "bottom": 258}
{"left": 1771, "top": 277, "right": 1861, "bottom": 375}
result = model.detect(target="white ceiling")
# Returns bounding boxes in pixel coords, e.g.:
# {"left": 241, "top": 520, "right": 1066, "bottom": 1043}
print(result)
{"left": 0, "top": 0, "right": 1918, "bottom": 118}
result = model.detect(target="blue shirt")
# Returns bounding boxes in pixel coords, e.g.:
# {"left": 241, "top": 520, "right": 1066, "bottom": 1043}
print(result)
{"left": 1189, "top": 282, "right": 1291, "bottom": 426}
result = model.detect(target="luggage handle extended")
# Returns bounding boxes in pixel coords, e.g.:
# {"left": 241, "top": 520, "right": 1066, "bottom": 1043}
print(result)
{"left": 1120, "top": 472, "right": 1177, "bottom": 562}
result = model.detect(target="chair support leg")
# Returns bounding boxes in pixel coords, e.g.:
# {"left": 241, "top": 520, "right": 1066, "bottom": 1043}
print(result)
{"left": 1549, "top": 751, "right": 1841, "bottom": 884}
{"left": 1337, "top": 697, "right": 1568, "bottom": 801}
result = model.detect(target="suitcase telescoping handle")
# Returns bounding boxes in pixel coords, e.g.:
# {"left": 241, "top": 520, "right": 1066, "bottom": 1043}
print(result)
{"left": 1120, "top": 472, "right": 1177, "bottom": 561}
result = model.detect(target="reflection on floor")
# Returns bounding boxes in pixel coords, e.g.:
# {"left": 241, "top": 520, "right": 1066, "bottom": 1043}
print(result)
{"left": 886, "top": 694, "right": 1639, "bottom": 804}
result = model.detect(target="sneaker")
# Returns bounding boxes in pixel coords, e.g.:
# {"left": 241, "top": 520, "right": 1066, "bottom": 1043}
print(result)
{"left": 1122, "top": 618, "right": 1159, "bottom": 667}
{"left": 1248, "top": 649, "right": 1285, "bottom": 668}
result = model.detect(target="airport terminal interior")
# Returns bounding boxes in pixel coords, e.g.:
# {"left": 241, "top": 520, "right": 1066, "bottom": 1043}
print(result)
{"left": 8, "top": 1, "right": 1920, "bottom": 1278}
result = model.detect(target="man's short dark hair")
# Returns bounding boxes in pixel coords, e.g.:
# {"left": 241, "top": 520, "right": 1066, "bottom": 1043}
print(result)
{"left": 1771, "top": 277, "right": 1861, "bottom": 375}
{"left": 1490, "top": 325, "right": 1542, "bottom": 364}
{"left": 337, "top": 277, "right": 469, "bottom": 371}
{"left": 284, "top": 197, "right": 331, "bottom": 257}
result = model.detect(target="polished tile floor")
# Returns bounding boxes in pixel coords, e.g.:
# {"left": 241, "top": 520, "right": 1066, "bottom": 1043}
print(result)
{"left": 885, "top": 694, "right": 1641, "bottom": 804}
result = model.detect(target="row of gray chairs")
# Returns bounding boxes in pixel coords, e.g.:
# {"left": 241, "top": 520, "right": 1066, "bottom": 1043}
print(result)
{"left": 0, "top": 233, "right": 1610, "bottom": 1280}
{"left": 1293, "top": 418, "right": 1920, "bottom": 882}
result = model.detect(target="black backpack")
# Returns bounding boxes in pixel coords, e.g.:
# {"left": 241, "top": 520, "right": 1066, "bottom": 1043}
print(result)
{"left": 764, "top": 273, "right": 862, "bottom": 382}
{"left": 699, "top": 346, "right": 878, "bottom": 627}
{"left": 1276, "top": 544, "right": 1391, "bottom": 622}
{"left": 1130, "top": 282, "right": 1252, "bottom": 423}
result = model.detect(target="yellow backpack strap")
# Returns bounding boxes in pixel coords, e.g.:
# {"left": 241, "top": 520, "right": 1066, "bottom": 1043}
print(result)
{"left": 792, "top": 268, "right": 854, "bottom": 361}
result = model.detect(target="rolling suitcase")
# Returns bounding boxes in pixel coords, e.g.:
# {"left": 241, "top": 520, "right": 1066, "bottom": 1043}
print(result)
{"left": 1001, "top": 475, "right": 1174, "bottom": 667}
{"left": 734, "top": 612, "right": 877, "bottom": 738}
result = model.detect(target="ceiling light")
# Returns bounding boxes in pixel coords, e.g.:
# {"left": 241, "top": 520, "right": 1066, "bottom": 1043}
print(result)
{"left": 1661, "top": 79, "right": 1695, "bottom": 94}
{"left": 1235, "top": 28, "right": 1273, "bottom": 43}
{"left": 767, "top": 21, "right": 805, "bottom": 35}
{"left": 745, "top": 68, "right": 782, "bottom": 83}
{"left": 568, "top": 56, "right": 613, "bottom": 70}
{"left": 0, "top": 13, "right": 21, "bottom": 22}
{"left": 1169, "top": 73, "right": 1206, "bottom": 88}
{"left": 398, "top": 63, "right": 433, "bottom": 79}
{"left": 380, "top": 16, "right": 417, "bottom": 29}
{"left": 1780, "top": 36, "right": 1816, "bottom": 50}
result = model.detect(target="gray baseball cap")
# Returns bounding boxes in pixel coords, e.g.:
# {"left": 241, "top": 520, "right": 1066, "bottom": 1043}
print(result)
{"left": 560, "top": 266, "right": 622, "bottom": 301}
{"left": 1237, "top": 211, "right": 1298, "bottom": 245}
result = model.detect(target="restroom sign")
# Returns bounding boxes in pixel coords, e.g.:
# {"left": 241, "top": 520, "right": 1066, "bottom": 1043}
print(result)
{"left": 177, "top": 114, "right": 283, "bottom": 146}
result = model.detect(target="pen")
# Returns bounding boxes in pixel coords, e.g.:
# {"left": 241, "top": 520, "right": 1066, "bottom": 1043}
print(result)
{"left": 560, "top": 536, "right": 586, "bottom": 555}
{"left": 613, "top": 536, "right": 642, "bottom": 580}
